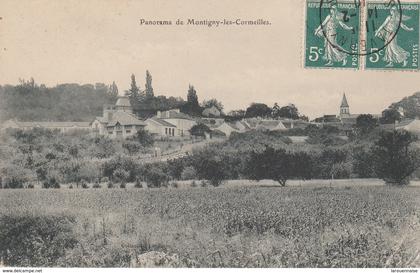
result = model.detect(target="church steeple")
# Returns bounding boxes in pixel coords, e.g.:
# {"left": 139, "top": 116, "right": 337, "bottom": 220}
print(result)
{"left": 340, "top": 93, "right": 350, "bottom": 117}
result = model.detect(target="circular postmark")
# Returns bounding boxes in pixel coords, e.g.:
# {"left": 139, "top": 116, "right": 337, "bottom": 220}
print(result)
{"left": 318, "top": 0, "right": 402, "bottom": 56}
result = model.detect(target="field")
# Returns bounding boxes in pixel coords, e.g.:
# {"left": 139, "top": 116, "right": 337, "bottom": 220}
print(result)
{"left": 1, "top": 184, "right": 420, "bottom": 267}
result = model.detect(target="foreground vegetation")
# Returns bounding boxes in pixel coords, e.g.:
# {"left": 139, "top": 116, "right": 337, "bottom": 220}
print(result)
{"left": 0, "top": 186, "right": 419, "bottom": 267}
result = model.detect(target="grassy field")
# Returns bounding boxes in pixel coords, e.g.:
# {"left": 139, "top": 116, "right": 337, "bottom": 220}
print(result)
{"left": 1, "top": 184, "right": 420, "bottom": 267}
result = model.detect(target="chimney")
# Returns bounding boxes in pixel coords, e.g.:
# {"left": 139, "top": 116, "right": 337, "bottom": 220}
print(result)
{"left": 107, "top": 112, "right": 113, "bottom": 121}
{"left": 157, "top": 111, "right": 161, "bottom": 118}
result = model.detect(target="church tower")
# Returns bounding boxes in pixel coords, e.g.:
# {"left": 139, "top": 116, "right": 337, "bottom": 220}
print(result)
{"left": 340, "top": 93, "right": 350, "bottom": 118}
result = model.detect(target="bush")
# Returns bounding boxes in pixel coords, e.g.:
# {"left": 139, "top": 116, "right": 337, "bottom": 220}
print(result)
{"left": 372, "top": 130, "right": 420, "bottom": 185}
{"left": 69, "top": 184, "right": 74, "bottom": 189}
{"left": 129, "top": 129, "right": 154, "bottom": 147}
{"left": 144, "top": 165, "right": 170, "bottom": 188}
{"left": 191, "top": 180, "right": 197, "bottom": 187}
{"left": 81, "top": 180, "right": 89, "bottom": 189}
{"left": 113, "top": 168, "right": 130, "bottom": 183}
{"left": 27, "top": 183, "right": 35, "bottom": 189}
{"left": 172, "top": 182, "right": 179, "bottom": 188}
{"left": 107, "top": 181, "right": 114, "bottom": 188}
{"left": 181, "top": 166, "right": 197, "bottom": 180}
{"left": 103, "top": 156, "right": 137, "bottom": 182}
{"left": 0, "top": 214, "right": 78, "bottom": 267}
{"left": 119, "top": 182, "right": 126, "bottom": 189}
{"left": 134, "top": 181, "right": 143, "bottom": 188}
{"left": 93, "top": 182, "right": 101, "bottom": 189}
{"left": 1, "top": 165, "right": 34, "bottom": 189}
{"left": 43, "top": 177, "right": 60, "bottom": 189}
{"left": 100, "top": 177, "right": 110, "bottom": 184}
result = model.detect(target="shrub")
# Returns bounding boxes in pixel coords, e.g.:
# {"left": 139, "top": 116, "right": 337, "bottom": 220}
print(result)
{"left": 172, "top": 182, "right": 179, "bottom": 188}
{"left": 43, "top": 177, "right": 60, "bottom": 189}
{"left": 113, "top": 168, "right": 130, "bottom": 183}
{"left": 1, "top": 165, "right": 34, "bottom": 189}
{"left": 81, "top": 180, "right": 89, "bottom": 189}
{"left": 119, "top": 182, "right": 126, "bottom": 189}
{"left": 100, "top": 177, "right": 110, "bottom": 184}
{"left": 181, "top": 166, "right": 197, "bottom": 180}
{"left": 107, "top": 181, "right": 114, "bottom": 188}
{"left": 372, "top": 130, "right": 420, "bottom": 185}
{"left": 69, "top": 184, "right": 74, "bottom": 189}
{"left": 122, "top": 141, "right": 143, "bottom": 155}
{"left": 134, "top": 181, "right": 143, "bottom": 188}
{"left": 191, "top": 180, "right": 197, "bottom": 187}
{"left": 27, "top": 183, "right": 35, "bottom": 189}
{"left": 103, "top": 156, "right": 137, "bottom": 182}
{"left": 0, "top": 214, "right": 78, "bottom": 267}
{"left": 144, "top": 166, "right": 170, "bottom": 188}
{"left": 93, "top": 182, "right": 101, "bottom": 189}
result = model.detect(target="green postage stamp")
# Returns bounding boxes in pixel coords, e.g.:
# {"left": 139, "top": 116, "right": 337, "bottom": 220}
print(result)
{"left": 365, "top": 2, "right": 419, "bottom": 70}
{"left": 305, "top": 0, "right": 361, "bottom": 69}
{"left": 304, "top": 0, "right": 420, "bottom": 70}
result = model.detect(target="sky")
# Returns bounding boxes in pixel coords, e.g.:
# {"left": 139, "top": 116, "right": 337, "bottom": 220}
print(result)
{"left": 0, "top": 0, "right": 419, "bottom": 119}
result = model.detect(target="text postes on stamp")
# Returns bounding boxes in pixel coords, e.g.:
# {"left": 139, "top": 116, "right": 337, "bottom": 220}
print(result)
{"left": 305, "top": 0, "right": 360, "bottom": 69}
{"left": 365, "top": 2, "right": 419, "bottom": 70}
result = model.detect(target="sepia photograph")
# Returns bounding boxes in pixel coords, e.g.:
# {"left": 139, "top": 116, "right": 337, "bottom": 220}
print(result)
{"left": 0, "top": 0, "right": 420, "bottom": 271}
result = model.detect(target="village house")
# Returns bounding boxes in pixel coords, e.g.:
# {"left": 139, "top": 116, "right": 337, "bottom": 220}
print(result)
{"left": 145, "top": 109, "right": 196, "bottom": 137}
{"left": 91, "top": 96, "right": 146, "bottom": 139}
{"left": 202, "top": 105, "right": 222, "bottom": 117}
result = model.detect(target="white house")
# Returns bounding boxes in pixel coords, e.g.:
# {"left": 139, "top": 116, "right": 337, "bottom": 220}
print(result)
{"left": 214, "top": 122, "right": 241, "bottom": 137}
{"left": 91, "top": 96, "right": 146, "bottom": 139}
{"left": 147, "top": 109, "right": 196, "bottom": 137}
{"left": 202, "top": 106, "right": 222, "bottom": 117}
{"left": 145, "top": 117, "right": 177, "bottom": 137}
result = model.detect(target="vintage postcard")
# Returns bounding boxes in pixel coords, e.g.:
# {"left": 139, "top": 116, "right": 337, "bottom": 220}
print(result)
{"left": 0, "top": 0, "right": 420, "bottom": 271}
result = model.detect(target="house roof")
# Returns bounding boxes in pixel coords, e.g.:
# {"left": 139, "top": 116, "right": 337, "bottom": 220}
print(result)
{"left": 256, "top": 120, "right": 287, "bottom": 131}
{"left": 147, "top": 117, "right": 176, "bottom": 127}
{"left": 115, "top": 96, "right": 131, "bottom": 107}
{"left": 106, "top": 111, "right": 146, "bottom": 127}
{"left": 161, "top": 110, "right": 194, "bottom": 120}
{"left": 202, "top": 106, "right": 221, "bottom": 117}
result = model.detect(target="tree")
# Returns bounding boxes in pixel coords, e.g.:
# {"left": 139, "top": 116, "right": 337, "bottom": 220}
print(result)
{"left": 109, "top": 81, "right": 119, "bottom": 100}
{"left": 372, "top": 130, "right": 420, "bottom": 185}
{"left": 122, "top": 141, "right": 143, "bottom": 155}
{"left": 245, "top": 103, "right": 272, "bottom": 118}
{"left": 246, "top": 147, "right": 291, "bottom": 186}
{"left": 226, "top": 110, "right": 245, "bottom": 121}
{"left": 144, "top": 70, "right": 154, "bottom": 99}
{"left": 129, "top": 129, "right": 154, "bottom": 147}
{"left": 126, "top": 74, "right": 142, "bottom": 109}
{"left": 181, "top": 85, "right": 202, "bottom": 116}
{"left": 271, "top": 103, "right": 281, "bottom": 118}
{"left": 352, "top": 145, "right": 376, "bottom": 178}
{"left": 278, "top": 104, "right": 299, "bottom": 119}
{"left": 380, "top": 108, "right": 401, "bottom": 124}
{"left": 355, "top": 114, "right": 378, "bottom": 135}
{"left": 193, "top": 155, "right": 228, "bottom": 187}
{"left": 189, "top": 124, "right": 211, "bottom": 137}
{"left": 202, "top": 99, "right": 223, "bottom": 111}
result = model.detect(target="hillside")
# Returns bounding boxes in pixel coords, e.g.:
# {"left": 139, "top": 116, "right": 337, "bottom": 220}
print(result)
{"left": 0, "top": 80, "right": 118, "bottom": 122}
{"left": 388, "top": 92, "right": 420, "bottom": 119}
